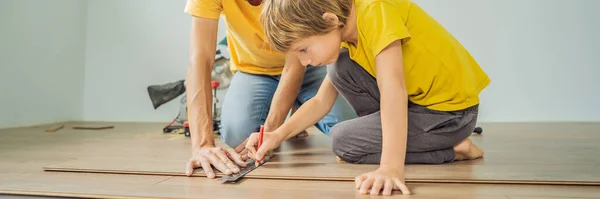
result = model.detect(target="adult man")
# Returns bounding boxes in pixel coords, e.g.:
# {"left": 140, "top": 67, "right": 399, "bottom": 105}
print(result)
{"left": 183, "top": 0, "right": 356, "bottom": 178}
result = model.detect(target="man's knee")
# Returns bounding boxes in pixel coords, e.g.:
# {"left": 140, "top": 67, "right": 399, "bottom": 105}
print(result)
{"left": 220, "top": 119, "right": 257, "bottom": 148}
{"left": 330, "top": 121, "right": 362, "bottom": 164}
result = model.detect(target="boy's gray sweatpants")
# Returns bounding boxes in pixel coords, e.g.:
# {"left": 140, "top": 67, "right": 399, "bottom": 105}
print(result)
{"left": 328, "top": 50, "right": 479, "bottom": 164}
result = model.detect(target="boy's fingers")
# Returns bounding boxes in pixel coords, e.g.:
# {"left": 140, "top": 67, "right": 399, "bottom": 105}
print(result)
{"left": 266, "top": 150, "right": 274, "bottom": 158}
{"left": 255, "top": 145, "right": 268, "bottom": 161}
{"left": 394, "top": 179, "right": 411, "bottom": 195}
{"left": 246, "top": 147, "right": 256, "bottom": 160}
{"left": 245, "top": 145, "right": 257, "bottom": 160}
{"left": 399, "top": 184, "right": 411, "bottom": 195}
{"left": 244, "top": 135, "right": 258, "bottom": 159}
{"left": 355, "top": 175, "right": 367, "bottom": 189}
{"left": 359, "top": 177, "right": 375, "bottom": 194}
{"left": 382, "top": 180, "right": 393, "bottom": 196}
{"left": 370, "top": 179, "right": 384, "bottom": 195}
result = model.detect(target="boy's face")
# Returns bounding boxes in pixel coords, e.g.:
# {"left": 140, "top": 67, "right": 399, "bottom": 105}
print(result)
{"left": 288, "top": 29, "right": 342, "bottom": 67}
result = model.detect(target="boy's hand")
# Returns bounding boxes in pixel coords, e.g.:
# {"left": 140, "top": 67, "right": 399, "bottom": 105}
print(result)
{"left": 355, "top": 166, "right": 411, "bottom": 196}
{"left": 185, "top": 146, "right": 248, "bottom": 178}
{"left": 245, "top": 131, "right": 284, "bottom": 163}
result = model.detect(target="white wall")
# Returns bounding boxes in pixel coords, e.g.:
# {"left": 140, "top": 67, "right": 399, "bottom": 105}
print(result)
{"left": 82, "top": 0, "right": 227, "bottom": 122}
{"left": 0, "top": 0, "right": 87, "bottom": 128}
{"left": 413, "top": 0, "right": 600, "bottom": 122}
{"left": 82, "top": 0, "right": 599, "bottom": 123}
{"left": 3, "top": 0, "right": 596, "bottom": 126}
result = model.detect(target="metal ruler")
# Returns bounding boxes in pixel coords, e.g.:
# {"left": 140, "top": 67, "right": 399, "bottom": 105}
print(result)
{"left": 219, "top": 156, "right": 270, "bottom": 183}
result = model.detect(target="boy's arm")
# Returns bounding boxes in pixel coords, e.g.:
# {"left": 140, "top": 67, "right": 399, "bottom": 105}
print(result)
{"left": 234, "top": 54, "right": 304, "bottom": 153}
{"left": 263, "top": 54, "right": 306, "bottom": 133}
{"left": 376, "top": 39, "right": 408, "bottom": 171}
{"left": 354, "top": 39, "right": 410, "bottom": 195}
{"left": 247, "top": 75, "right": 339, "bottom": 160}
{"left": 276, "top": 75, "right": 339, "bottom": 139}
{"left": 355, "top": 1, "right": 411, "bottom": 195}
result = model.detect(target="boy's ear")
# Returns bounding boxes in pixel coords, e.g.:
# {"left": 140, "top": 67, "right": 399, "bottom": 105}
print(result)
{"left": 322, "top": 12, "right": 340, "bottom": 25}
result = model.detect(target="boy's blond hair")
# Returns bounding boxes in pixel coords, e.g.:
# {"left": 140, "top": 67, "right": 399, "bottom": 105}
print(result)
{"left": 261, "top": 0, "right": 352, "bottom": 52}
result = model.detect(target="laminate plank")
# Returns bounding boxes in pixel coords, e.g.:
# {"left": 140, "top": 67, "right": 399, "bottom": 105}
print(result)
{"left": 509, "top": 197, "right": 599, "bottom": 199}
{"left": 160, "top": 177, "right": 600, "bottom": 198}
{"left": 2, "top": 122, "right": 600, "bottom": 199}
{"left": 36, "top": 122, "right": 600, "bottom": 185}
{"left": 0, "top": 195, "right": 65, "bottom": 199}
{"left": 2, "top": 173, "right": 599, "bottom": 199}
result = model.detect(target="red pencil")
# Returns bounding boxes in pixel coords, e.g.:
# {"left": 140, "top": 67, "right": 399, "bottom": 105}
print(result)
{"left": 256, "top": 125, "right": 264, "bottom": 165}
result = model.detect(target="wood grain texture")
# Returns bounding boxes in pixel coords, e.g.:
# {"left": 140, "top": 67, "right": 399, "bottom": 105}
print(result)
{"left": 2, "top": 121, "right": 600, "bottom": 199}
{"left": 36, "top": 122, "right": 600, "bottom": 185}
{"left": 2, "top": 173, "right": 600, "bottom": 199}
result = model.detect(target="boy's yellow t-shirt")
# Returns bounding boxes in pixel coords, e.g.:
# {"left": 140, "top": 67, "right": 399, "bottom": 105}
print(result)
{"left": 342, "top": 0, "right": 491, "bottom": 111}
{"left": 184, "top": 0, "right": 286, "bottom": 75}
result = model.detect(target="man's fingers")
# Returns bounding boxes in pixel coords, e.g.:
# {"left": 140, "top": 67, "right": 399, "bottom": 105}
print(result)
{"left": 185, "top": 159, "right": 196, "bottom": 176}
{"left": 198, "top": 157, "right": 215, "bottom": 179}
{"left": 394, "top": 179, "right": 411, "bottom": 195}
{"left": 214, "top": 149, "right": 240, "bottom": 173}
{"left": 207, "top": 152, "right": 232, "bottom": 175}
{"left": 228, "top": 150, "right": 248, "bottom": 167}
{"left": 240, "top": 152, "right": 249, "bottom": 161}
{"left": 382, "top": 180, "right": 394, "bottom": 196}
{"left": 370, "top": 179, "right": 384, "bottom": 195}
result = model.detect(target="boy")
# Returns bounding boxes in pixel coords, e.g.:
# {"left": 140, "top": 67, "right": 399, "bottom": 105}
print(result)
{"left": 246, "top": 0, "right": 489, "bottom": 196}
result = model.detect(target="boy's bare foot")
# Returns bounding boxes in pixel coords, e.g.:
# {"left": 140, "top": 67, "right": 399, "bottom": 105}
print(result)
{"left": 453, "top": 138, "right": 484, "bottom": 161}
{"left": 336, "top": 156, "right": 348, "bottom": 163}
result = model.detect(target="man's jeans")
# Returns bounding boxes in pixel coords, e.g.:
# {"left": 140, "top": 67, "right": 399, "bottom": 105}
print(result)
{"left": 218, "top": 66, "right": 357, "bottom": 148}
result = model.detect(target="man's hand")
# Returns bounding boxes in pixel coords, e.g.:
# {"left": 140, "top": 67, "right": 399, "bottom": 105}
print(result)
{"left": 185, "top": 147, "right": 248, "bottom": 178}
{"left": 355, "top": 166, "right": 411, "bottom": 196}
{"left": 245, "top": 131, "right": 285, "bottom": 163}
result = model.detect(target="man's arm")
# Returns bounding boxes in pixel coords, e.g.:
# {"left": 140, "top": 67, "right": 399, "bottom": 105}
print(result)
{"left": 186, "top": 17, "right": 218, "bottom": 149}
{"left": 263, "top": 54, "right": 306, "bottom": 132}
{"left": 185, "top": 16, "right": 247, "bottom": 178}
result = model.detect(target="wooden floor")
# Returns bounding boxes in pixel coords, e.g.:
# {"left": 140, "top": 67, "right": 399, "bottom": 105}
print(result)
{"left": 1, "top": 121, "right": 599, "bottom": 199}
{"left": 41, "top": 122, "right": 600, "bottom": 185}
